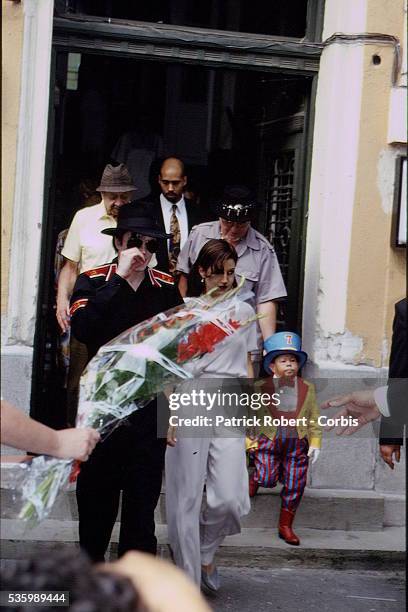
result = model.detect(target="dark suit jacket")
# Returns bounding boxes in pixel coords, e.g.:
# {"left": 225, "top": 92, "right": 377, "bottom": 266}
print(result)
{"left": 379, "top": 298, "right": 407, "bottom": 445}
{"left": 147, "top": 197, "right": 207, "bottom": 273}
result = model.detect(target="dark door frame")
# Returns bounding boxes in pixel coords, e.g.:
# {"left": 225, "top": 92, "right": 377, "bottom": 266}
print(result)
{"left": 31, "top": 3, "right": 324, "bottom": 417}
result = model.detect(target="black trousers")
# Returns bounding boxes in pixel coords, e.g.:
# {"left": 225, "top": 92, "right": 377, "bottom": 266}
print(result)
{"left": 76, "top": 403, "right": 166, "bottom": 562}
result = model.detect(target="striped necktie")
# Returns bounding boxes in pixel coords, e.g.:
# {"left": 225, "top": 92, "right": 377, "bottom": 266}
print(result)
{"left": 169, "top": 204, "right": 181, "bottom": 275}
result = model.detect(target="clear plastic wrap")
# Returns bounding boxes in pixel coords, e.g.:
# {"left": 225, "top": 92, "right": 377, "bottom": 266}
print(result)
{"left": 4, "top": 282, "right": 257, "bottom": 524}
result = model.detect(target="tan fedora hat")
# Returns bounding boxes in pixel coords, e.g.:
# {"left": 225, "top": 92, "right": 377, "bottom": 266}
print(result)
{"left": 96, "top": 163, "right": 136, "bottom": 192}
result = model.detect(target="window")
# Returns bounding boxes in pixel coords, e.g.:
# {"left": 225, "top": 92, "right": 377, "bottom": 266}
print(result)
{"left": 59, "top": 0, "right": 310, "bottom": 39}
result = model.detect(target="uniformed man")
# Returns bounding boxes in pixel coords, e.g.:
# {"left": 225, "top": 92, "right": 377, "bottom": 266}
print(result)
{"left": 177, "top": 185, "right": 287, "bottom": 372}
{"left": 70, "top": 202, "right": 182, "bottom": 562}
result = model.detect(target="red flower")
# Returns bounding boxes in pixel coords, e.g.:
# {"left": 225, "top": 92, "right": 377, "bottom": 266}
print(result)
{"left": 177, "top": 319, "right": 240, "bottom": 363}
{"left": 69, "top": 460, "right": 81, "bottom": 483}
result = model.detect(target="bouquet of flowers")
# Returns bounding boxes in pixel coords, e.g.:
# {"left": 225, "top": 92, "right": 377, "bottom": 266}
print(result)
{"left": 4, "top": 281, "right": 257, "bottom": 524}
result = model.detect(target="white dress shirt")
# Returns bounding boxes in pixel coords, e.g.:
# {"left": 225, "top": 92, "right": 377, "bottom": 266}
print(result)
{"left": 373, "top": 386, "right": 390, "bottom": 417}
{"left": 160, "top": 194, "right": 189, "bottom": 253}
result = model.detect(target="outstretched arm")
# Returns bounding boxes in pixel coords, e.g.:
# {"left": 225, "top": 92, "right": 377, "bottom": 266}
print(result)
{"left": 1, "top": 400, "right": 100, "bottom": 461}
{"left": 320, "top": 389, "right": 381, "bottom": 435}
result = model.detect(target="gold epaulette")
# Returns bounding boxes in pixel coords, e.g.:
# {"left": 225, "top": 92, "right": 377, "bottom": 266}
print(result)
{"left": 148, "top": 268, "right": 175, "bottom": 287}
{"left": 70, "top": 298, "right": 88, "bottom": 316}
{"left": 84, "top": 262, "right": 117, "bottom": 281}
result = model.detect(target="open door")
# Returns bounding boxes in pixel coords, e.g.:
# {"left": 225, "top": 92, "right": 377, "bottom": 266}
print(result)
{"left": 31, "top": 41, "right": 317, "bottom": 423}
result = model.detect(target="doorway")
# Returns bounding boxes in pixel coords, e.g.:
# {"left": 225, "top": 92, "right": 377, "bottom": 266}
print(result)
{"left": 32, "top": 38, "right": 317, "bottom": 424}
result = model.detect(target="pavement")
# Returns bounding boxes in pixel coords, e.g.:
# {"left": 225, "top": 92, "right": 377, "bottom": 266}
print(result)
{"left": 1, "top": 519, "right": 405, "bottom": 611}
{"left": 1, "top": 520, "right": 405, "bottom": 570}
{"left": 210, "top": 567, "right": 405, "bottom": 612}
{"left": 0, "top": 561, "right": 403, "bottom": 611}
{"left": 1, "top": 477, "right": 405, "bottom": 610}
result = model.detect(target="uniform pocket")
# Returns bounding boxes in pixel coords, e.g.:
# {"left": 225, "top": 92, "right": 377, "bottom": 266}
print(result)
{"left": 237, "top": 269, "right": 259, "bottom": 283}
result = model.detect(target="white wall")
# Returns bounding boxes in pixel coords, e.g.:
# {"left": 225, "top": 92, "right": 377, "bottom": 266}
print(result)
{"left": 303, "top": 0, "right": 367, "bottom": 366}
{"left": 2, "top": 0, "right": 54, "bottom": 415}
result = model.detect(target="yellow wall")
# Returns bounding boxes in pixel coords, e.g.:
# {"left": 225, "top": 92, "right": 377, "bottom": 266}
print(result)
{"left": 1, "top": 1, "right": 24, "bottom": 313}
{"left": 346, "top": 0, "right": 406, "bottom": 365}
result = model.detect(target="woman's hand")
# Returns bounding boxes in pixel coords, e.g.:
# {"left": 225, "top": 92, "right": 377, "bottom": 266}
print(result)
{"left": 167, "top": 425, "right": 177, "bottom": 447}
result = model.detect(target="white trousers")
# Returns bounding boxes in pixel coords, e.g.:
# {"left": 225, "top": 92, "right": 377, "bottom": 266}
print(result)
{"left": 165, "top": 436, "right": 250, "bottom": 585}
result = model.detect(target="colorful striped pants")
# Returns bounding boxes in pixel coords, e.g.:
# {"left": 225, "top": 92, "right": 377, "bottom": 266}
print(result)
{"left": 252, "top": 429, "right": 309, "bottom": 511}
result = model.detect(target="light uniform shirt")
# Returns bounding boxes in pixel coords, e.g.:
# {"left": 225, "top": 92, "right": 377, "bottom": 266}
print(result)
{"left": 160, "top": 194, "right": 189, "bottom": 253}
{"left": 61, "top": 203, "right": 116, "bottom": 273}
{"left": 177, "top": 221, "right": 287, "bottom": 352}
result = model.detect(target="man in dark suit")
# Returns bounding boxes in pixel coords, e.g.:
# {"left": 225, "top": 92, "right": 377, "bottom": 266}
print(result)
{"left": 146, "top": 157, "right": 205, "bottom": 274}
{"left": 379, "top": 298, "right": 407, "bottom": 468}
{"left": 322, "top": 298, "right": 407, "bottom": 470}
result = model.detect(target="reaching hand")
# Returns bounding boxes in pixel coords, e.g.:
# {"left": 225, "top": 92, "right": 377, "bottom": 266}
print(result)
{"left": 53, "top": 428, "right": 100, "bottom": 461}
{"left": 380, "top": 444, "right": 401, "bottom": 470}
{"left": 307, "top": 447, "right": 320, "bottom": 463}
{"left": 56, "top": 297, "right": 71, "bottom": 333}
{"left": 167, "top": 425, "right": 177, "bottom": 447}
{"left": 320, "top": 390, "right": 381, "bottom": 435}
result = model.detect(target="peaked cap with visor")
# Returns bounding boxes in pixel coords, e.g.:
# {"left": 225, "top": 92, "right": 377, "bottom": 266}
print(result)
{"left": 216, "top": 185, "right": 258, "bottom": 223}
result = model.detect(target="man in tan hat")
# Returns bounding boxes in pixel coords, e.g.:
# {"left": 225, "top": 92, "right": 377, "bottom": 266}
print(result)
{"left": 56, "top": 163, "right": 136, "bottom": 425}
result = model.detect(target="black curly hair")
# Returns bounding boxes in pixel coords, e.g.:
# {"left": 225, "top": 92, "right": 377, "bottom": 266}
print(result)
{"left": 0, "top": 548, "right": 142, "bottom": 612}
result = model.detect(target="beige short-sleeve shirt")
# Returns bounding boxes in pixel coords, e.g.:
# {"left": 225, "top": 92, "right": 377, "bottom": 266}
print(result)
{"left": 61, "top": 203, "right": 116, "bottom": 273}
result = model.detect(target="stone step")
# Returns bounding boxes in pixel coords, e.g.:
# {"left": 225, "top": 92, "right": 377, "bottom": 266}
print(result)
{"left": 241, "top": 487, "right": 395, "bottom": 531}
{"left": 2, "top": 485, "right": 404, "bottom": 531}
{"left": 0, "top": 521, "right": 404, "bottom": 570}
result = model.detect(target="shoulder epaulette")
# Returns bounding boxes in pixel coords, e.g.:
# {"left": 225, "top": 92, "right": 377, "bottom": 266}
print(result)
{"left": 254, "top": 230, "right": 276, "bottom": 252}
{"left": 84, "top": 262, "right": 117, "bottom": 280}
{"left": 70, "top": 298, "right": 89, "bottom": 317}
{"left": 148, "top": 268, "right": 175, "bottom": 287}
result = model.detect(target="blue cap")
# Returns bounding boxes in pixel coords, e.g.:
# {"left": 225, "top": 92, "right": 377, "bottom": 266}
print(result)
{"left": 263, "top": 331, "right": 308, "bottom": 373}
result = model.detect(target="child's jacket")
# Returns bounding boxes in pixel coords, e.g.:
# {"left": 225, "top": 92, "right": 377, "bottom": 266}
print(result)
{"left": 257, "top": 377, "right": 322, "bottom": 449}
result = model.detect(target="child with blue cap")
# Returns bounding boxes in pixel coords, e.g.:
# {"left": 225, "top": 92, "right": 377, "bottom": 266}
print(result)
{"left": 248, "top": 331, "right": 322, "bottom": 545}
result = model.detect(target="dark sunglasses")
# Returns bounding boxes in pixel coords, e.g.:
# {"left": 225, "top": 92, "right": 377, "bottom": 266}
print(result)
{"left": 127, "top": 233, "right": 159, "bottom": 253}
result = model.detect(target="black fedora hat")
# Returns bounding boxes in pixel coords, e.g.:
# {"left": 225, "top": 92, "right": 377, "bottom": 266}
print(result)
{"left": 215, "top": 185, "right": 258, "bottom": 222}
{"left": 101, "top": 202, "right": 171, "bottom": 239}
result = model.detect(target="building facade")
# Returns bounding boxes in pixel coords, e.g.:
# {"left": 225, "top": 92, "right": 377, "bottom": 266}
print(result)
{"left": 2, "top": 0, "right": 406, "bottom": 513}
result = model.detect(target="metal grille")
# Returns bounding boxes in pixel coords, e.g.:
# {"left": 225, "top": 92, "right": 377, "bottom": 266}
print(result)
{"left": 264, "top": 150, "right": 295, "bottom": 285}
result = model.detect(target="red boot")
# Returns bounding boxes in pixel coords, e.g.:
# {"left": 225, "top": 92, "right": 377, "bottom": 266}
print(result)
{"left": 278, "top": 508, "right": 300, "bottom": 545}
{"left": 249, "top": 473, "right": 259, "bottom": 498}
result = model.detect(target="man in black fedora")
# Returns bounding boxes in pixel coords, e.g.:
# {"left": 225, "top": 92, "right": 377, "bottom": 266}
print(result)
{"left": 70, "top": 202, "right": 182, "bottom": 562}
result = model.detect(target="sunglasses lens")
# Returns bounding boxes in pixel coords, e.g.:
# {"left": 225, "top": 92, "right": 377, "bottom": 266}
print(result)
{"left": 127, "top": 236, "right": 143, "bottom": 249}
{"left": 127, "top": 234, "right": 158, "bottom": 253}
{"left": 146, "top": 239, "right": 158, "bottom": 253}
